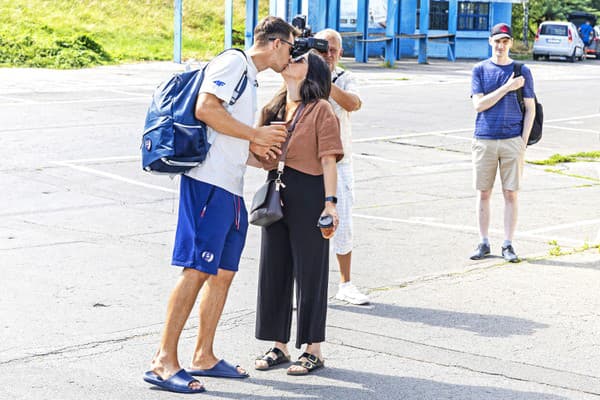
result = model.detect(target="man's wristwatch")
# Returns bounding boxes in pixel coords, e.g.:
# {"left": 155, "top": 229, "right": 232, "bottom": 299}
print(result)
{"left": 325, "top": 196, "right": 338, "bottom": 204}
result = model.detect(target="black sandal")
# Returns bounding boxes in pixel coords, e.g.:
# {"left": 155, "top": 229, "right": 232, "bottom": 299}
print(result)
{"left": 255, "top": 347, "right": 291, "bottom": 371}
{"left": 286, "top": 352, "right": 324, "bottom": 376}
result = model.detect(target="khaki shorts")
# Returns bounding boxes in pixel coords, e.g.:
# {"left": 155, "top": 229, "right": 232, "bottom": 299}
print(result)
{"left": 472, "top": 136, "right": 526, "bottom": 191}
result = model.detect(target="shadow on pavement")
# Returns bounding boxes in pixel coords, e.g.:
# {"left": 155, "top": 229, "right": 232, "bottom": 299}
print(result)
{"left": 205, "top": 368, "right": 570, "bottom": 399}
{"left": 527, "top": 258, "right": 600, "bottom": 270}
{"left": 328, "top": 304, "right": 548, "bottom": 337}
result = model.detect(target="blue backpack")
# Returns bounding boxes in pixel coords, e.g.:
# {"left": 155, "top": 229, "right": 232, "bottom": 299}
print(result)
{"left": 141, "top": 49, "right": 248, "bottom": 174}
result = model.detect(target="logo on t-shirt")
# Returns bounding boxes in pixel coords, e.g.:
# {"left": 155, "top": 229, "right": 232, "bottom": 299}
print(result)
{"left": 213, "top": 80, "right": 226, "bottom": 87}
{"left": 201, "top": 251, "right": 214, "bottom": 263}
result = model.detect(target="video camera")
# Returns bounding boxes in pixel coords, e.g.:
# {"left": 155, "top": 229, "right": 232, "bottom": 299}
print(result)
{"left": 290, "top": 15, "right": 329, "bottom": 58}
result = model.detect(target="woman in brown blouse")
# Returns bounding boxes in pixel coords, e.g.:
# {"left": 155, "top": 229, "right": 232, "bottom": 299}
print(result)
{"left": 253, "top": 52, "right": 343, "bottom": 375}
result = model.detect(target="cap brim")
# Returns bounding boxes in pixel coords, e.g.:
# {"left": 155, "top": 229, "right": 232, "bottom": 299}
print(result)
{"left": 491, "top": 33, "right": 512, "bottom": 39}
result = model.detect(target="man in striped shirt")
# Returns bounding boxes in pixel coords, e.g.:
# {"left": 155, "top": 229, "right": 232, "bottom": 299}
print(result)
{"left": 469, "top": 23, "right": 536, "bottom": 263}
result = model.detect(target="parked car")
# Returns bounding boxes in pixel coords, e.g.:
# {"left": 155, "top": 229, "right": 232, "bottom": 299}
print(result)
{"left": 533, "top": 21, "right": 585, "bottom": 62}
{"left": 567, "top": 11, "right": 600, "bottom": 59}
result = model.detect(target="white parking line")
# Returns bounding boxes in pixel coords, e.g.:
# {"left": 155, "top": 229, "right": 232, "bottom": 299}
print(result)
{"left": 353, "top": 113, "right": 600, "bottom": 145}
{"left": 546, "top": 113, "right": 600, "bottom": 123}
{"left": 57, "top": 155, "right": 140, "bottom": 164}
{"left": 353, "top": 213, "right": 583, "bottom": 246}
{"left": 522, "top": 218, "right": 600, "bottom": 235}
{"left": 0, "top": 96, "right": 147, "bottom": 107}
{"left": 353, "top": 154, "right": 400, "bottom": 163}
{"left": 52, "top": 160, "right": 177, "bottom": 194}
{"left": 544, "top": 124, "right": 600, "bottom": 134}
{"left": 353, "top": 128, "right": 471, "bottom": 143}
{"left": 53, "top": 155, "right": 592, "bottom": 247}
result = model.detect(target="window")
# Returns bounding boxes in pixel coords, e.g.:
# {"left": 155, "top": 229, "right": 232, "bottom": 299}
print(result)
{"left": 540, "top": 24, "right": 568, "bottom": 36}
{"left": 416, "top": 0, "right": 449, "bottom": 30}
{"left": 430, "top": 1, "right": 449, "bottom": 30}
{"left": 458, "top": 2, "right": 489, "bottom": 31}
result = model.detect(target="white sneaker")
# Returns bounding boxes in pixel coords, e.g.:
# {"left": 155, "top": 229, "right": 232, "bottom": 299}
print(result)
{"left": 335, "top": 282, "right": 370, "bottom": 305}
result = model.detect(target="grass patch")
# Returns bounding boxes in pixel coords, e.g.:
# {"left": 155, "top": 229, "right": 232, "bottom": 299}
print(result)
{"left": 529, "top": 151, "right": 600, "bottom": 166}
{"left": 0, "top": 0, "right": 267, "bottom": 68}
{"left": 543, "top": 168, "right": 600, "bottom": 183}
{"left": 547, "top": 240, "right": 599, "bottom": 257}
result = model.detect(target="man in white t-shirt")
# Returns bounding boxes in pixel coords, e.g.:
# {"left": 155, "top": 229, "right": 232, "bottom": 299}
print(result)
{"left": 144, "top": 17, "right": 297, "bottom": 394}
{"left": 315, "top": 29, "right": 369, "bottom": 305}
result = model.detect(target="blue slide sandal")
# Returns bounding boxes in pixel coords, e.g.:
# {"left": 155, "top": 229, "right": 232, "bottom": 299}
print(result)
{"left": 143, "top": 369, "right": 206, "bottom": 393}
{"left": 187, "top": 359, "right": 249, "bottom": 379}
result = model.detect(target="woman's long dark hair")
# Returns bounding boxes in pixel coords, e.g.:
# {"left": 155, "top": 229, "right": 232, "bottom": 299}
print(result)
{"left": 261, "top": 51, "right": 331, "bottom": 125}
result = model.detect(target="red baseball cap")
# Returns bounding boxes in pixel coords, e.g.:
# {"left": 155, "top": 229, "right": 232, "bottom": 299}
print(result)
{"left": 490, "top": 23, "right": 513, "bottom": 39}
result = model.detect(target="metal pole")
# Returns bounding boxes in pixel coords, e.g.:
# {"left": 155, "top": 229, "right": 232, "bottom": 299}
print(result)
{"left": 174, "top": 0, "right": 182, "bottom": 63}
{"left": 225, "top": 0, "right": 233, "bottom": 48}
{"left": 522, "top": 0, "right": 529, "bottom": 49}
{"left": 355, "top": 0, "right": 369, "bottom": 63}
{"left": 418, "top": 0, "right": 429, "bottom": 64}
{"left": 245, "top": 0, "right": 259, "bottom": 49}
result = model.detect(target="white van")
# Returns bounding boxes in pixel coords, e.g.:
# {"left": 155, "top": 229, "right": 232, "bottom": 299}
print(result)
{"left": 533, "top": 21, "right": 585, "bottom": 62}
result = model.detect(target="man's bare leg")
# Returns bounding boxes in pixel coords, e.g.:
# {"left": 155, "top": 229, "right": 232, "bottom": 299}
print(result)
{"left": 150, "top": 268, "right": 209, "bottom": 391}
{"left": 189, "top": 269, "right": 246, "bottom": 374}
{"left": 476, "top": 189, "right": 492, "bottom": 240}
{"left": 337, "top": 252, "right": 351, "bottom": 283}
{"left": 503, "top": 189, "right": 518, "bottom": 241}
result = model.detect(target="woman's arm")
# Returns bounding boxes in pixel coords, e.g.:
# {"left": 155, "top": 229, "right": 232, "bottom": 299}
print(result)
{"left": 321, "top": 155, "right": 339, "bottom": 227}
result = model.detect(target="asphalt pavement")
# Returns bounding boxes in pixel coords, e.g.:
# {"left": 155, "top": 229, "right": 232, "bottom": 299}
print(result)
{"left": 1, "top": 57, "right": 599, "bottom": 399}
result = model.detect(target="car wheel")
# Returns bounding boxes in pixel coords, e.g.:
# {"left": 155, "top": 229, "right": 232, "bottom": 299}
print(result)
{"left": 569, "top": 49, "right": 576, "bottom": 63}
{"left": 533, "top": 53, "right": 539, "bottom": 61}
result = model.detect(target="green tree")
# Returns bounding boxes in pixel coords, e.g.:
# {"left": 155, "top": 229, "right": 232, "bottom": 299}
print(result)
{"left": 512, "top": 0, "right": 600, "bottom": 42}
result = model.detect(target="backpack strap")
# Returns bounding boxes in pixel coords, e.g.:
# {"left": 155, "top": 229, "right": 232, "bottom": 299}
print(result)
{"left": 211, "top": 48, "right": 249, "bottom": 106}
{"left": 513, "top": 62, "right": 525, "bottom": 114}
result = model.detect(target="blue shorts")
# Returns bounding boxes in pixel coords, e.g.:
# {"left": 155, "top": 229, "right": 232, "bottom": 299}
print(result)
{"left": 172, "top": 175, "right": 248, "bottom": 275}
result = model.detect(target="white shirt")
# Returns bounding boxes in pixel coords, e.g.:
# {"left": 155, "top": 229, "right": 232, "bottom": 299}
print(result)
{"left": 330, "top": 66, "right": 360, "bottom": 165}
{"left": 185, "top": 51, "right": 258, "bottom": 196}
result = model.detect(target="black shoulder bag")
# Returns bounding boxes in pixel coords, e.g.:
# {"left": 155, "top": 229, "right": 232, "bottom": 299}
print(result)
{"left": 514, "top": 62, "right": 544, "bottom": 146}
{"left": 249, "top": 104, "right": 305, "bottom": 227}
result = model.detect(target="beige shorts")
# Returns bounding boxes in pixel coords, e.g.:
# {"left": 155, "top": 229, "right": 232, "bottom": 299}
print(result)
{"left": 472, "top": 136, "right": 526, "bottom": 191}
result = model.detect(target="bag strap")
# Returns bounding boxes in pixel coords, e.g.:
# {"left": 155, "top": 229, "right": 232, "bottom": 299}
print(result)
{"left": 332, "top": 70, "right": 345, "bottom": 84}
{"left": 274, "top": 103, "right": 305, "bottom": 189}
{"left": 513, "top": 62, "right": 525, "bottom": 114}
{"left": 279, "top": 103, "right": 305, "bottom": 164}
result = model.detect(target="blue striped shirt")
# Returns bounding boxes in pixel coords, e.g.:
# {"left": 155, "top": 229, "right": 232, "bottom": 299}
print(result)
{"left": 471, "top": 60, "right": 535, "bottom": 140}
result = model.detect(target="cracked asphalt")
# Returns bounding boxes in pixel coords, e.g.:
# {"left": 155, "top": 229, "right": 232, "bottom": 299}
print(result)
{"left": 1, "top": 58, "right": 599, "bottom": 399}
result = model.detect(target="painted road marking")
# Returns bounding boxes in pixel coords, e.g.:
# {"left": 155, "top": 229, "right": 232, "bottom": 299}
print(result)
{"left": 522, "top": 218, "right": 600, "bottom": 235}
{"left": 353, "top": 214, "right": 583, "bottom": 247}
{"left": 52, "top": 160, "right": 177, "bottom": 194}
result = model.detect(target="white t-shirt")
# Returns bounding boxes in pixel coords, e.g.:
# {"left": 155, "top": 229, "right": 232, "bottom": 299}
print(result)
{"left": 330, "top": 67, "right": 360, "bottom": 165}
{"left": 185, "top": 51, "right": 258, "bottom": 196}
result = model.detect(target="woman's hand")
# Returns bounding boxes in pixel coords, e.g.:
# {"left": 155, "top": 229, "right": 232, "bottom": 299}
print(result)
{"left": 322, "top": 202, "right": 339, "bottom": 230}
{"left": 250, "top": 142, "right": 282, "bottom": 160}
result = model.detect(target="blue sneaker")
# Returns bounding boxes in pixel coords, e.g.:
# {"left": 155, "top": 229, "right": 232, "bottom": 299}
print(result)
{"left": 470, "top": 243, "right": 491, "bottom": 260}
{"left": 502, "top": 245, "right": 520, "bottom": 263}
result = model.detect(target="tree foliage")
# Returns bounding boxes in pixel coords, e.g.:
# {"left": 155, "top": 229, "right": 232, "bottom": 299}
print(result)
{"left": 512, "top": 0, "right": 600, "bottom": 41}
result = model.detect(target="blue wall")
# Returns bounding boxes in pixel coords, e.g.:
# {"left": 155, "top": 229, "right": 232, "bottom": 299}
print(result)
{"left": 340, "top": 0, "right": 514, "bottom": 60}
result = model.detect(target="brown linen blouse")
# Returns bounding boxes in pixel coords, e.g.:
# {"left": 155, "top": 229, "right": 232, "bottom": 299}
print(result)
{"left": 259, "top": 99, "right": 343, "bottom": 175}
